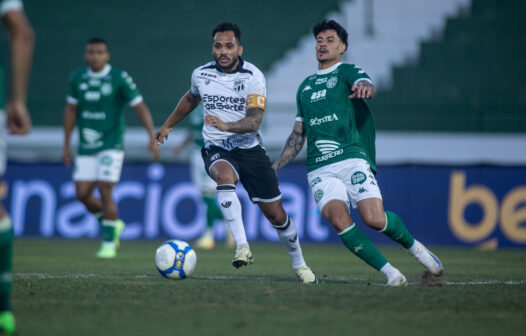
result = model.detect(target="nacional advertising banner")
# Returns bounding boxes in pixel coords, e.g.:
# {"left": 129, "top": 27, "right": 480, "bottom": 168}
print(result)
{"left": 4, "top": 162, "right": 526, "bottom": 247}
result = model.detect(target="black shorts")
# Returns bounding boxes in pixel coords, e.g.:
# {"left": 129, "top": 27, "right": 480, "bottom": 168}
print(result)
{"left": 202, "top": 145, "right": 281, "bottom": 203}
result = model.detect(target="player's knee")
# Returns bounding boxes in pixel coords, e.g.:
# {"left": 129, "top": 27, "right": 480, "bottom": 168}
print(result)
{"left": 363, "top": 213, "right": 386, "bottom": 230}
{"left": 265, "top": 210, "right": 287, "bottom": 226}
{"left": 75, "top": 189, "right": 91, "bottom": 203}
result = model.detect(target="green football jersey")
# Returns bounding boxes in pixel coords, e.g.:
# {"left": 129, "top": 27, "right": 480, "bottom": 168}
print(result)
{"left": 189, "top": 103, "right": 205, "bottom": 148}
{"left": 296, "top": 62, "right": 377, "bottom": 173}
{"left": 67, "top": 64, "right": 142, "bottom": 155}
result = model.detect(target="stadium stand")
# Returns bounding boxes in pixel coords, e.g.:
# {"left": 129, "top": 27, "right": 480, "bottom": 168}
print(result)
{"left": 370, "top": 0, "right": 526, "bottom": 132}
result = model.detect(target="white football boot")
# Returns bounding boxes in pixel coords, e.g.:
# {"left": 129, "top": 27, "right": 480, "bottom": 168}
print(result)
{"left": 409, "top": 240, "right": 444, "bottom": 276}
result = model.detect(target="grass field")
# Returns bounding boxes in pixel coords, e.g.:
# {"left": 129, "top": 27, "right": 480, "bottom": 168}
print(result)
{"left": 12, "top": 239, "right": 526, "bottom": 336}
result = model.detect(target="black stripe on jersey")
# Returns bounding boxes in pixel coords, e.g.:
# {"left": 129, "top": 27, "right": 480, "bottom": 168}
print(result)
{"left": 202, "top": 58, "right": 253, "bottom": 75}
{"left": 200, "top": 64, "right": 216, "bottom": 70}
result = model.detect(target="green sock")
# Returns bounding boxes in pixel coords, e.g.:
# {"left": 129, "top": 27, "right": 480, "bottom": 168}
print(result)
{"left": 0, "top": 217, "right": 13, "bottom": 312}
{"left": 101, "top": 219, "right": 117, "bottom": 243}
{"left": 339, "top": 223, "right": 388, "bottom": 271}
{"left": 94, "top": 212, "right": 103, "bottom": 223}
{"left": 381, "top": 211, "right": 415, "bottom": 249}
{"left": 203, "top": 196, "right": 223, "bottom": 228}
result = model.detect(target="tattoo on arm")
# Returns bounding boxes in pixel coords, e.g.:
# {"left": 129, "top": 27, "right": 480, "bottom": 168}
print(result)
{"left": 274, "top": 121, "right": 306, "bottom": 170}
{"left": 226, "top": 108, "right": 263, "bottom": 133}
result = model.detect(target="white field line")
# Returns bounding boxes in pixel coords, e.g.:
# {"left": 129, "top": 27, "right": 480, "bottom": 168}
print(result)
{"left": 14, "top": 273, "right": 526, "bottom": 286}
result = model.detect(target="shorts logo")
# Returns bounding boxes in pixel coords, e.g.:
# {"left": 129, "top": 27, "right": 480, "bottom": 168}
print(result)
{"left": 314, "top": 189, "right": 324, "bottom": 202}
{"left": 358, "top": 187, "right": 367, "bottom": 193}
{"left": 100, "top": 155, "right": 113, "bottom": 166}
{"left": 210, "top": 153, "right": 220, "bottom": 161}
{"left": 351, "top": 171, "right": 366, "bottom": 185}
{"left": 221, "top": 201, "right": 232, "bottom": 208}
{"left": 309, "top": 177, "right": 322, "bottom": 188}
{"left": 326, "top": 77, "right": 338, "bottom": 88}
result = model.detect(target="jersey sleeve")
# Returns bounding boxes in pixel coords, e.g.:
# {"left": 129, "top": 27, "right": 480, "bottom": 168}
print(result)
{"left": 0, "top": 0, "right": 23, "bottom": 17}
{"left": 190, "top": 68, "right": 200, "bottom": 97}
{"left": 246, "top": 68, "right": 267, "bottom": 110}
{"left": 345, "top": 64, "right": 372, "bottom": 86}
{"left": 120, "top": 71, "right": 143, "bottom": 107}
{"left": 295, "top": 80, "right": 307, "bottom": 123}
{"left": 66, "top": 71, "right": 79, "bottom": 105}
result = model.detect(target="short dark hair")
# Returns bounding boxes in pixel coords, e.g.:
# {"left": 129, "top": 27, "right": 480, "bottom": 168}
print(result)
{"left": 87, "top": 37, "right": 108, "bottom": 46}
{"left": 212, "top": 22, "right": 241, "bottom": 44}
{"left": 312, "top": 19, "right": 348, "bottom": 49}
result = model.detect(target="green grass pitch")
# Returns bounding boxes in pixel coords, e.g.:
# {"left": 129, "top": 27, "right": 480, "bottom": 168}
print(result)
{"left": 12, "top": 239, "right": 526, "bottom": 336}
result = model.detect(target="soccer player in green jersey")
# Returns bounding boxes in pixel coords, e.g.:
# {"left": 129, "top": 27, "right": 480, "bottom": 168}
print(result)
{"left": 0, "top": 0, "right": 34, "bottom": 332}
{"left": 62, "top": 38, "right": 159, "bottom": 259}
{"left": 172, "top": 103, "right": 233, "bottom": 250}
{"left": 273, "top": 19, "right": 444, "bottom": 286}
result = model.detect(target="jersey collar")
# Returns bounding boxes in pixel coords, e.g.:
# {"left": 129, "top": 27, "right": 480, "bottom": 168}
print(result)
{"left": 87, "top": 64, "right": 111, "bottom": 78}
{"left": 317, "top": 62, "right": 341, "bottom": 75}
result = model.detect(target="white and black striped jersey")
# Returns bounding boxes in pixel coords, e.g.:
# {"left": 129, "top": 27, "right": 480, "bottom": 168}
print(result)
{"left": 190, "top": 58, "right": 267, "bottom": 150}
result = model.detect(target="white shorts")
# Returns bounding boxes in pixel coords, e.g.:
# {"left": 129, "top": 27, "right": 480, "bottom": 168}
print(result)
{"left": 190, "top": 147, "right": 216, "bottom": 195}
{"left": 0, "top": 111, "right": 6, "bottom": 176}
{"left": 73, "top": 149, "right": 124, "bottom": 183}
{"left": 307, "top": 158, "right": 382, "bottom": 212}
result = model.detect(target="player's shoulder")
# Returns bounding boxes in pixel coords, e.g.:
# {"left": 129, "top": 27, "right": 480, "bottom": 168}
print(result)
{"left": 108, "top": 65, "right": 131, "bottom": 79}
{"left": 192, "top": 61, "right": 216, "bottom": 79}
{"left": 298, "top": 73, "right": 315, "bottom": 89}
{"left": 239, "top": 60, "right": 264, "bottom": 78}
{"left": 340, "top": 63, "right": 366, "bottom": 74}
{"left": 69, "top": 66, "right": 88, "bottom": 81}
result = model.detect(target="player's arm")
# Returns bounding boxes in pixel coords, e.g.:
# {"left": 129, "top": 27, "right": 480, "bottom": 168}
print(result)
{"left": 204, "top": 93, "right": 265, "bottom": 133}
{"left": 272, "top": 120, "right": 306, "bottom": 173}
{"left": 62, "top": 103, "right": 77, "bottom": 167}
{"left": 155, "top": 90, "right": 200, "bottom": 145}
{"left": 133, "top": 101, "right": 160, "bottom": 160}
{"left": 3, "top": 7, "right": 34, "bottom": 135}
{"left": 349, "top": 80, "right": 376, "bottom": 100}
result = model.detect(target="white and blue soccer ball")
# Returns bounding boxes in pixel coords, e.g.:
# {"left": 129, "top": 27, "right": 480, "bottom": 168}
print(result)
{"left": 155, "top": 240, "right": 197, "bottom": 280}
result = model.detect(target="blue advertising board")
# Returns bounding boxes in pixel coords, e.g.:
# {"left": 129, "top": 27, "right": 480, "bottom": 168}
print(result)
{"left": 4, "top": 162, "right": 526, "bottom": 247}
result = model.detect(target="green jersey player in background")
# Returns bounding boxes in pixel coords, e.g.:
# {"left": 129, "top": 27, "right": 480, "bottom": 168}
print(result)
{"left": 273, "top": 19, "right": 444, "bottom": 286}
{"left": 62, "top": 38, "right": 159, "bottom": 259}
{"left": 172, "top": 103, "right": 233, "bottom": 250}
{"left": 0, "top": 0, "right": 34, "bottom": 333}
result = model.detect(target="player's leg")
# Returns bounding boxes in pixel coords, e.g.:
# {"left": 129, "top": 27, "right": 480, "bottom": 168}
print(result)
{"left": 309, "top": 163, "right": 406, "bottom": 286}
{"left": 73, "top": 155, "right": 103, "bottom": 220}
{"left": 204, "top": 147, "right": 250, "bottom": 267}
{"left": 94, "top": 150, "right": 125, "bottom": 259}
{"left": 0, "top": 188, "right": 15, "bottom": 334}
{"left": 354, "top": 170, "right": 443, "bottom": 276}
{"left": 257, "top": 200, "right": 317, "bottom": 283}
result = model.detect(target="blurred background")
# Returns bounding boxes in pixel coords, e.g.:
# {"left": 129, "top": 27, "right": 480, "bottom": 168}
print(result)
{"left": 2, "top": 0, "right": 525, "bottom": 247}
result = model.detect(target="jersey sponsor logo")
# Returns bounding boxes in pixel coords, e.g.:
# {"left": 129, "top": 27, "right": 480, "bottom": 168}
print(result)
{"left": 315, "top": 77, "right": 327, "bottom": 85}
{"left": 310, "top": 89, "right": 326, "bottom": 102}
{"left": 315, "top": 140, "right": 343, "bottom": 163}
{"left": 309, "top": 113, "right": 339, "bottom": 126}
{"left": 233, "top": 80, "right": 245, "bottom": 92}
{"left": 302, "top": 85, "right": 312, "bottom": 92}
{"left": 81, "top": 128, "right": 103, "bottom": 149}
{"left": 247, "top": 94, "right": 266, "bottom": 110}
{"left": 326, "top": 77, "right": 338, "bottom": 88}
{"left": 101, "top": 83, "right": 113, "bottom": 95}
{"left": 81, "top": 110, "right": 106, "bottom": 120}
{"left": 202, "top": 94, "right": 246, "bottom": 112}
{"left": 351, "top": 171, "right": 367, "bottom": 185}
{"left": 84, "top": 91, "right": 101, "bottom": 101}
{"left": 309, "top": 177, "right": 322, "bottom": 188}
{"left": 89, "top": 79, "right": 101, "bottom": 86}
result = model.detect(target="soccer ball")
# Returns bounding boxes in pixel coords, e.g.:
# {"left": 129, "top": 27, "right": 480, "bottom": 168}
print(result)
{"left": 155, "top": 240, "right": 197, "bottom": 280}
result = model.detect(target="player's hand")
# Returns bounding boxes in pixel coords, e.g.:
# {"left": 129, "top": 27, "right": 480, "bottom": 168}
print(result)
{"left": 6, "top": 100, "right": 31, "bottom": 135}
{"left": 154, "top": 126, "right": 172, "bottom": 145}
{"left": 62, "top": 146, "right": 73, "bottom": 168}
{"left": 204, "top": 114, "right": 228, "bottom": 131}
{"left": 349, "top": 80, "right": 376, "bottom": 100}
{"left": 148, "top": 139, "right": 161, "bottom": 161}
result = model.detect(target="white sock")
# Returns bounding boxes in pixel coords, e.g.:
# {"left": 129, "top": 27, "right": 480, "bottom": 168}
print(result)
{"left": 379, "top": 262, "right": 402, "bottom": 282}
{"left": 217, "top": 185, "right": 247, "bottom": 247}
{"left": 273, "top": 216, "right": 306, "bottom": 269}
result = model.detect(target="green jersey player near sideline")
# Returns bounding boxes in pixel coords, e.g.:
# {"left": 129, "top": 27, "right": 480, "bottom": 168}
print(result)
{"left": 62, "top": 38, "right": 160, "bottom": 259}
{"left": 273, "top": 19, "right": 443, "bottom": 286}
{"left": 172, "top": 103, "right": 233, "bottom": 250}
{"left": 0, "top": 0, "right": 34, "bottom": 333}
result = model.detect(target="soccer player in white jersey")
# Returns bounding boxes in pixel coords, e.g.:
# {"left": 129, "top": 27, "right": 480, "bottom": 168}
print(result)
{"left": 0, "top": 0, "right": 34, "bottom": 332}
{"left": 62, "top": 38, "right": 160, "bottom": 259}
{"left": 273, "top": 19, "right": 443, "bottom": 286}
{"left": 155, "top": 22, "right": 317, "bottom": 283}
